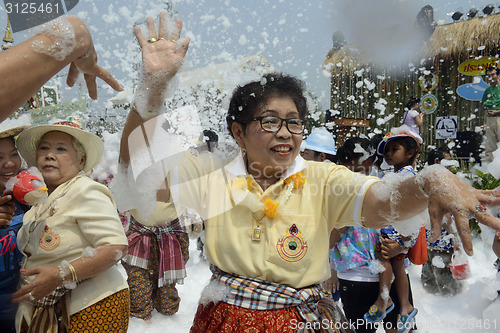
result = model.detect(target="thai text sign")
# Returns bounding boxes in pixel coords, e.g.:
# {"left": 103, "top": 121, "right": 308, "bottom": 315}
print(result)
{"left": 458, "top": 57, "right": 500, "bottom": 76}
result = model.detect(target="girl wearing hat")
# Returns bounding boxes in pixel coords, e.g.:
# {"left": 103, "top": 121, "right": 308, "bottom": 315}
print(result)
{"left": 363, "top": 127, "right": 423, "bottom": 332}
{"left": 12, "top": 120, "right": 129, "bottom": 333}
{"left": 0, "top": 123, "right": 30, "bottom": 333}
{"left": 122, "top": 13, "right": 500, "bottom": 332}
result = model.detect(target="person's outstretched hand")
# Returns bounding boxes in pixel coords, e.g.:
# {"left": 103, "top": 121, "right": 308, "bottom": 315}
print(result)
{"left": 65, "top": 16, "right": 123, "bottom": 99}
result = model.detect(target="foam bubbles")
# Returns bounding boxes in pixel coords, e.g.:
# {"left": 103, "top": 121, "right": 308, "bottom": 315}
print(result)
{"left": 32, "top": 17, "right": 76, "bottom": 61}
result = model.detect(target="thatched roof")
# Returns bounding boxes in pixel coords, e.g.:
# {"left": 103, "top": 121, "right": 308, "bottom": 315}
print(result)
{"left": 323, "top": 47, "right": 364, "bottom": 75}
{"left": 424, "top": 13, "right": 500, "bottom": 58}
{"left": 324, "top": 12, "right": 500, "bottom": 73}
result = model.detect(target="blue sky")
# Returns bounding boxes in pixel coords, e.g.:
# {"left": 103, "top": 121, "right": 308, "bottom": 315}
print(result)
{"left": 0, "top": 0, "right": 498, "bottom": 113}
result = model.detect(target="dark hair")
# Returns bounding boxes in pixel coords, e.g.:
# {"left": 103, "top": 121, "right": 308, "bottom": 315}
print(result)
{"left": 388, "top": 136, "right": 419, "bottom": 165}
{"left": 405, "top": 97, "right": 420, "bottom": 110}
{"left": 486, "top": 66, "right": 500, "bottom": 75}
{"left": 369, "top": 134, "right": 384, "bottom": 167}
{"left": 226, "top": 73, "right": 308, "bottom": 137}
{"left": 427, "top": 147, "right": 450, "bottom": 165}
{"left": 203, "top": 129, "right": 218, "bottom": 143}
{"left": 336, "top": 137, "right": 376, "bottom": 166}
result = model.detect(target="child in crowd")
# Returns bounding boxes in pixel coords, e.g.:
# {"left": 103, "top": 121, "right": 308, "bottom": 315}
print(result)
{"left": 421, "top": 147, "right": 463, "bottom": 295}
{"left": 329, "top": 137, "right": 381, "bottom": 333}
{"left": 364, "top": 127, "right": 421, "bottom": 332}
{"left": 301, "top": 127, "right": 337, "bottom": 163}
{"left": 401, "top": 97, "right": 424, "bottom": 134}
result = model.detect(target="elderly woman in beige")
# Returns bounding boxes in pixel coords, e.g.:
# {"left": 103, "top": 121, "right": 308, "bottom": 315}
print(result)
{"left": 12, "top": 120, "right": 129, "bottom": 333}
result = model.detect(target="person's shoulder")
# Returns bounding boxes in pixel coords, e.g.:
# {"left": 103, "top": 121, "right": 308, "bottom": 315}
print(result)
{"left": 304, "top": 160, "right": 346, "bottom": 174}
{"left": 408, "top": 109, "right": 419, "bottom": 117}
{"left": 71, "top": 175, "right": 111, "bottom": 195}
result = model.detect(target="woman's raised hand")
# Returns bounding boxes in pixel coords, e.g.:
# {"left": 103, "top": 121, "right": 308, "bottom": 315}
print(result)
{"left": 134, "top": 12, "right": 190, "bottom": 81}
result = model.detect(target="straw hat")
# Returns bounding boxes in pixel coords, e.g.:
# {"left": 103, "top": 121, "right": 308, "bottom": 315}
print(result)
{"left": 377, "top": 125, "right": 423, "bottom": 156}
{"left": 16, "top": 119, "right": 103, "bottom": 173}
{"left": 0, "top": 125, "right": 29, "bottom": 140}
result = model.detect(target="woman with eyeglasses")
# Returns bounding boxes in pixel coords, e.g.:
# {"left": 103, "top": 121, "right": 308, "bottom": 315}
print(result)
{"left": 119, "top": 13, "right": 500, "bottom": 332}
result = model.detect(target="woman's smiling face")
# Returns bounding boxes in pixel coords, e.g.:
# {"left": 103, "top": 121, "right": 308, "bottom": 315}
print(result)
{"left": 232, "top": 95, "right": 303, "bottom": 186}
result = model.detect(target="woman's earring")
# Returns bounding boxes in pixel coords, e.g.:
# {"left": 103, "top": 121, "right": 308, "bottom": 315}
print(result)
{"left": 242, "top": 148, "right": 247, "bottom": 155}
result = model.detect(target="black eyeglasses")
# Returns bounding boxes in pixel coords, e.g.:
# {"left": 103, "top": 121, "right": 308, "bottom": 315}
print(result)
{"left": 250, "top": 116, "right": 304, "bottom": 134}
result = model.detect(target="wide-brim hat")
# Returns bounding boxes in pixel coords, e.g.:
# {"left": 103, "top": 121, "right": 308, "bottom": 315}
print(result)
{"left": 0, "top": 125, "right": 30, "bottom": 140}
{"left": 16, "top": 120, "right": 103, "bottom": 173}
{"left": 377, "top": 126, "right": 423, "bottom": 156}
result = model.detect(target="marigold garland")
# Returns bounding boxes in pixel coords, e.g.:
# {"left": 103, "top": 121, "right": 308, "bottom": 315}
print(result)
{"left": 264, "top": 198, "right": 279, "bottom": 218}
{"left": 231, "top": 172, "right": 305, "bottom": 219}
{"left": 284, "top": 172, "right": 305, "bottom": 189}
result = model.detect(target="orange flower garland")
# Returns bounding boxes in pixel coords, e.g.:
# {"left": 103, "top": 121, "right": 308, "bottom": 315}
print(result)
{"left": 264, "top": 198, "right": 280, "bottom": 218}
{"left": 284, "top": 172, "right": 305, "bottom": 189}
{"left": 263, "top": 172, "right": 305, "bottom": 218}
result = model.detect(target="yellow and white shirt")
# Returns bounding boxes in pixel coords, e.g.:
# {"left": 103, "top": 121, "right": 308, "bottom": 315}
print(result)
{"left": 170, "top": 153, "right": 378, "bottom": 289}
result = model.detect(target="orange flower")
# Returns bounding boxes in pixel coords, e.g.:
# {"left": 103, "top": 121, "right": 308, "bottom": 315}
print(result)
{"left": 284, "top": 172, "right": 305, "bottom": 189}
{"left": 264, "top": 198, "right": 280, "bottom": 218}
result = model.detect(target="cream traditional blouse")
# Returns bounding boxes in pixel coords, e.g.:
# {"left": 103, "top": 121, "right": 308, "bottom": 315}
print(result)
{"left": 16, "top": 173, "right": 128, "bottom": 327}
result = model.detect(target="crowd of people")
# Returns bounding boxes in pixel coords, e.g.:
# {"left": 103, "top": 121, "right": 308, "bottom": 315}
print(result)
{"left": 0, "top": 11, "right": 500, "bottom": 333}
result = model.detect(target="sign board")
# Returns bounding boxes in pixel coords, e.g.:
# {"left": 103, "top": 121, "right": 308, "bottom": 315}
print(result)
{"left": 420, "top": 93, "right": 438, "bottom": 114}
{"left": 418, "top": 72, "right": 438, "bottom": 91}
{"left": 435, "top": 116, "right": 458, "bottom": 139}
{"left": 458, "top": 57, "right": 500, "bottom": 76}
{"left": 456, "top": 77, "right": 489, "bottom": 101}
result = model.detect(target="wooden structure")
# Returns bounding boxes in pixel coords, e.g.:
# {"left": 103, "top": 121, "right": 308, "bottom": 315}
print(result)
{"left": 323, "top": 12, "right": 500, "bottom": 162}
{"left": 330, "top": 117, "right": 370, "bottom": 146}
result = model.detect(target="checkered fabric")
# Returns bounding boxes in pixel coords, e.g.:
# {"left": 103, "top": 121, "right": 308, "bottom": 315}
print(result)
{"left": 123, "top": 218, "right": 186, "bottom": 286}
{"left": 211, "top": 266, "right": 353, "bottom": 332}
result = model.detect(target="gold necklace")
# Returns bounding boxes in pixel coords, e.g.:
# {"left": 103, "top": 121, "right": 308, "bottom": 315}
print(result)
{"left": 232, "top": 171, "right": 305, "bottom": 242}
{"left": 251, "top": 211, "right": 266, "bottom": 241}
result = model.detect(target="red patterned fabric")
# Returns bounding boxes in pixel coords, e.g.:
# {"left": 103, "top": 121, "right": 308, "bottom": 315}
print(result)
{"left": 190, "top": 301, "right": 301, "bottom": 333}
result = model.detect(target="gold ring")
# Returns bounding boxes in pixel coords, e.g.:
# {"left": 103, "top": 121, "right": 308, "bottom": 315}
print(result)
{"left": 147, "top": 37, "right": 158, "bottom": 44}
{"left": 170, "top": 39, "right": 177, "bottom": 43}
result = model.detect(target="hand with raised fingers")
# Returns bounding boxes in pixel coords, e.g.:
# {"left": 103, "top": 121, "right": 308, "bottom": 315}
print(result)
{"left": 65, "top": 16, "right": 123, "bottom": 99}
{"left": 134, "top": 12, "right": 190, "bottom": 82}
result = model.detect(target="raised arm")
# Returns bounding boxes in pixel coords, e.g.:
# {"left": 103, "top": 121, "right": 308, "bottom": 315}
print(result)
{"left": 0, "top": 16, "right": 122, "bottom": 121}
{"left": 119, "top": 12, "right": 189, "bottom": 165}
{"left": 362, "top": 165, "right": 500, "bottom": 256}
